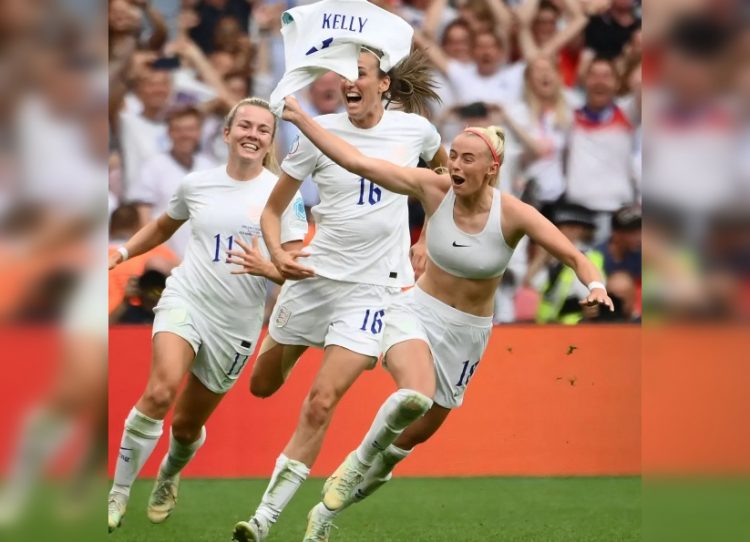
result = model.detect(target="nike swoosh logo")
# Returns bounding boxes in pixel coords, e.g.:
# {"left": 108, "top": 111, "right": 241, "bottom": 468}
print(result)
{"left": 120, "top": 447, "right": 134, "bottom": 451}
{"left": 452, "top": 242, "right": 470, "bottom": 247}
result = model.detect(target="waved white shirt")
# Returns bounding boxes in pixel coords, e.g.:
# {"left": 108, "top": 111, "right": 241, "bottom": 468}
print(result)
{"left": 281, "top": 110, "right": 441, "bottom": 287}
{"left": 270, "top": 0, "right": 413, "bottom": 113}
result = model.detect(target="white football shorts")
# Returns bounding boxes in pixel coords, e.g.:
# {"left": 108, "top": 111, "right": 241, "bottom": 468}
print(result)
{"left": 152, "top": 292, "right": 264, "bottom": 394}
{"left": 381, "top": 286, "right": 493, "bottom": 408}
{"left": 268, "top": 275, "right": 401, "bottom": 361}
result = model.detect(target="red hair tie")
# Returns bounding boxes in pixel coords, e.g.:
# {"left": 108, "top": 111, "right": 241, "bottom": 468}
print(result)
{"left": 463, "top": 128, "right": 500, "bottom": 165}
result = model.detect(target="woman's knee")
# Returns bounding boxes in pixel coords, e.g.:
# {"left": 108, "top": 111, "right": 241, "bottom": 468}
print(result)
{"left": 249, "top": 371, "right": 282, "bottom": 398}
{"left": 302, "top": 386, "right": 338, "bottom": 428}
{"left": 140, "top": 382, "right": 178, "bottom": 417}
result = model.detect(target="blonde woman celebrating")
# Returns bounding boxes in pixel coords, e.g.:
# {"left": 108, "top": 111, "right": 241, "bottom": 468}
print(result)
{"left": 279, "top": 95, "right": 613, "bottom": 540}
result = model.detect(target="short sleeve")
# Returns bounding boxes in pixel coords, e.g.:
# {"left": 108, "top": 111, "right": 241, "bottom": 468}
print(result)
{"left": 281, "top": 131, "right": 320, "bottom": 182}
{"left": 166, "top": 176, "right": 190, "bottom": 221}
{"left": 279, "top": 192, "right": 309, "bottom": 244}
{"left": 418, "top": 117, "right": 442, "bottom": 163}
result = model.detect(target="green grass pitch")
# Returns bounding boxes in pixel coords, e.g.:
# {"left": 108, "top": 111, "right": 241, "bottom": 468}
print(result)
{"left": 113, "top": 477, "right": 640, "bottom": 541}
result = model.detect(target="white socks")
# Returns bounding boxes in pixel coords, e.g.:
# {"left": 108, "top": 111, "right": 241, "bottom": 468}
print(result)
{"left": 355, "top": 389, "right": 432, "bottom": 466}
{"left": 111, "top": 408, "right": 164, "bottom": 498}
{"left": 159, "top": 426, "right": 207, "bottom": 479}
{"left": 254, "top": 454, "right": 310, "bottom": 525}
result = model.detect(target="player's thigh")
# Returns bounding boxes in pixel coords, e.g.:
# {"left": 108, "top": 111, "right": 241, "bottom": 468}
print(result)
{"left": 383, "top": 339, "right": 436, "bottom": 398}
{"left": 171, "top": 373, "right": 225, "bottom": 442}
{"left": 251, "top": 335, "right": 308, "bottom": 386}
{"left": 395, "top": 404, "right": 452, "bottom": 449}
{"left": 141, "top": 331, "right": 196, "bottom": 405}
{"left": 309, "top": 345, "right": 375, "bottom": 402}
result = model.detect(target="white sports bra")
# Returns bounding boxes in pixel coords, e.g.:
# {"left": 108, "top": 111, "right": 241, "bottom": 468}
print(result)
{"left": 426, "top": 188, "right": 515, "bottom": 280}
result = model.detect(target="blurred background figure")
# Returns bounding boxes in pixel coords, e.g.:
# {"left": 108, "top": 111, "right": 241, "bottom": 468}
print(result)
{"left": 126, "top": 105, "right": 216, "bottom": 259}
{"left": 0, "top": 2, "right": 108, "bottom": 537}
{"left": 530, "top": 203, "right": 604, "bottom": 324}
{"left": 110, "top": 269, "right": 169, "bottom": 324}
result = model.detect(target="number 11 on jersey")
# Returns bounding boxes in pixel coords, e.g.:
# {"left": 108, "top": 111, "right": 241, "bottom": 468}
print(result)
{"left": 212, "top": 234, "right": 234, "bottom": 262}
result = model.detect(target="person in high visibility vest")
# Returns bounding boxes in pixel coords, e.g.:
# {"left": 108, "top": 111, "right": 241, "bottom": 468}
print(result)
{"left": 537, "top": 203, "right": 605, "bottom": 324}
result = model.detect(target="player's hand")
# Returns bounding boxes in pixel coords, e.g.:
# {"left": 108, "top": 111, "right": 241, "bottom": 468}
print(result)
{"left": 272, "top": 248, "right": 315, "bottom": 280}
{"left": 410, "top": 240, "right": 427, "bottom": 279}
{"left": 579, "top": 287, "right": 614, "bottom": 312}
{"left": 226, "top": 236, "right": 271, "bottom": 277}
{"left": 109, "top": 251, "right": 124, "bottom": 270}
{"left": 282, "top": 96, "right": 304, "bottom": 124}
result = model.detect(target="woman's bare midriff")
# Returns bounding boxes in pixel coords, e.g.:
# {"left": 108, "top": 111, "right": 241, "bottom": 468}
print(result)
{"left": 416, "top": 259, "right": 501, "bottom": 317}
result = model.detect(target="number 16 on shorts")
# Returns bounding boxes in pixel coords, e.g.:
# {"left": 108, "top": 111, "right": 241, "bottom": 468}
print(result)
{"left": 360, "top": 309, "right": 385, "bottom": 334}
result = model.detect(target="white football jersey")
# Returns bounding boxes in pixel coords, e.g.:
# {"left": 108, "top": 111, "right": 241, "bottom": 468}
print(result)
{"left": 281, "top": 110, "right": 441, "bottom": 287}
{"left": 165, "top": 166, "right": 308, "bottom": 327}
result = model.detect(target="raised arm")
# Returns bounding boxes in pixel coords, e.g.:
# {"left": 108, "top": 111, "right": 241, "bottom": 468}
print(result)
{"left": 109, "top": 213, "right": 185, "bottom": 269}
{"left": 412, "top": 28, "right": 450, "bottom": 76}
{"left": 537, "top": 0, "right": 588, "bottom": 59}
{"left": 501, "top": 195, "right": 613, "bottom": 310}
{"left": 421, "top": 0, "right": 449, "bottom": 40}
{"left": 517, "top": 0, "right": 588, "bottom": 62}
{"left": 282, "top": 97, "right": 445, "bottom": 204}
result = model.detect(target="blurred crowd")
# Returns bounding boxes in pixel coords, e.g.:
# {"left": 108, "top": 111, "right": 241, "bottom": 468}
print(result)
{"left": 107, "top": 0, "right": 648, "bottom": 324}
{"left": 0, "top": 1, "right": 745, "bottom": 538}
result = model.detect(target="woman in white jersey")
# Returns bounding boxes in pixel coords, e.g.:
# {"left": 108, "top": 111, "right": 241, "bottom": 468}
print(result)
{"left": 279, "top": 95, "right": 613, "bottom": 539}
{"left": 107, "top": 98, "right": 307, "bottom": 533}
{"left": 232, "top": 49, "right": 447, "bottom": 542}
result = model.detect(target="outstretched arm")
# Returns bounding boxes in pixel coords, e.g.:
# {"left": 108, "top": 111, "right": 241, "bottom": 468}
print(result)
{"left": 109, "top": 213, "right": 185, "bottom": 269}
{"left": 282, "top": 97, "right": 446, "bottom": 203}
{"left": 502, "top": 195, "right": 613, "bottom": 310}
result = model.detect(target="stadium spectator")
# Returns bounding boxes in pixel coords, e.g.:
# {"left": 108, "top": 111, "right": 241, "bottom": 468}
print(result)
{"left": 500, "top": 56, "right": 574, "bottom": 206}
{"left": 117, "top": 67, "right": 173, "bottom": 194}
{"left": 584, "top": 0, "right": 641, "bottom": 59}
{"left": 516, "top": 0, "right": 590, "bottom": 87}
{"left": 127, "top": 106, "right": 217, "bottom": 258}
{"left": 188, "top": 0, "right": 251, "bottom": 54}
{"left": 110, "top": 269, "right": 169, "bottom": 324}
{"left": 600, "top": 206, "right": 641, "bottom": 282}
{"left": 600, "top": 270, "right": 639, "bottom": 321}
{"left": 534, "top": 203, "right": 605, "bottom": 324}
{"left": 110, "top": 0, "right": 168, "bottom": 55}
{"left": 565, "top": 57, "right": 636, "bottom": 243}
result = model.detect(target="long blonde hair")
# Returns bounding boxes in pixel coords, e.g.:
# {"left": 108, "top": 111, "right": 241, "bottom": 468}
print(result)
{"left": 463, "top": 125, "right": 506, "bottom": 187}
{"left": 223, "top": 97, "right": 280, "bottom": 174}
{"left": 523, "top": 57, "right": 571, "bottom": 130}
